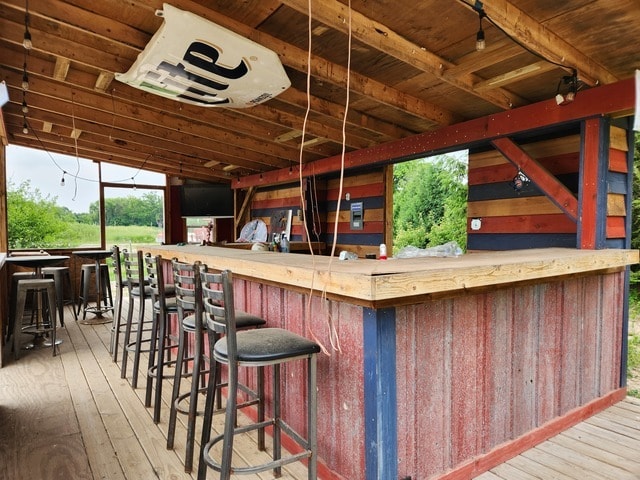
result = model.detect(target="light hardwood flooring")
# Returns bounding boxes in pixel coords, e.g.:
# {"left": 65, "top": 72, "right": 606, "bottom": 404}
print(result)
{"left": 0, "top": 300, "right": 309, "bottom": 480}
{"left": 474, "top": 397, "right": 640, "bottom": 480}
{"left": 3, "top": 301, "right": 640, "bottom": 480}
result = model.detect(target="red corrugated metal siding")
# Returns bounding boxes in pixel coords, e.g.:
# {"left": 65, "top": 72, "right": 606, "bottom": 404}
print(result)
{"left": 395, "top": 271, "right": 625, "bottom": 479}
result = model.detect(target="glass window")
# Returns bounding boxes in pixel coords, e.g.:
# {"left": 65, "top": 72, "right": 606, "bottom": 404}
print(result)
{"left": 6, "top": 145, "right": 166, "bottom": 250}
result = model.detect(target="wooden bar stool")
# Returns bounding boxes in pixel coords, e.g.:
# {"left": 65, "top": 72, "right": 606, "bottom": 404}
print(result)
{"left": 198, "top": 269, "right": 320, "bottom": 480}
{"left": 166, "top": 260, "right": 266, "bottom": 473}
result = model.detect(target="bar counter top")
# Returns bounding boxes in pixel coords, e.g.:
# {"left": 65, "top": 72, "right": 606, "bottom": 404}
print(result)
{"left": 144, "top": 245, "right": 638, "bottom": 307}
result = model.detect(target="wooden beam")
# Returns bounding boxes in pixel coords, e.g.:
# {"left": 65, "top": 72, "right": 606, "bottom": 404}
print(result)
{"left": 579, "top": 118, "right": 606, "bottom": 249}
{"left": 0, "top": 109, "right": 7, "bottom": 146}
{"left": 280, "top": 0, "right": 528, "bottom": 110}
{"left": 491, "top": 137, "right": 578, "bottom": 221}
{"left": 236, "top": 77, "right": 634, "bottom": 188}
{"left": 479, "top": 0, "right": 618, "bottom": 86}
{"left": 473, "top": 61, "right": 556, "bottom": 91}
{"left": 52, "top": 56, "right": 70, "bottom": 81}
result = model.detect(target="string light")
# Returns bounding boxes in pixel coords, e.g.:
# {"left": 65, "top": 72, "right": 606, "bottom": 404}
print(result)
{"left": 131, "top": 177, "right": 136, "bottom": 189}
{"left": 22, "top": 122, "right": 28, "bottom": 134}
{"left": 21, "top": 94, "right": 28, "bottom": 114}
{"left": 60, "top": 172, "right": 66, "bottom": 186}
{"left": 21, "top": 65, "right": 29, "bottom": 90}
{"left": 475, "top": 5, "right": 486, "bottom": 51}
{"left": 23, "top": 0, "right": 32, "bottom": 50}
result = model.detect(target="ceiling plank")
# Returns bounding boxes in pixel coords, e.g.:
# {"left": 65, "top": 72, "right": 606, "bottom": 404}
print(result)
{"left": 478, "top": 0, "right": 618, "bottom": 86}
{"left": 279, "top": 0, "right": 528, "bottom": 109}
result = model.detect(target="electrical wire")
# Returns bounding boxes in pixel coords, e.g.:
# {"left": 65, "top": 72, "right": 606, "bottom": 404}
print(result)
{"left": 457, "top": 0, "right": 576, "bottom": 72}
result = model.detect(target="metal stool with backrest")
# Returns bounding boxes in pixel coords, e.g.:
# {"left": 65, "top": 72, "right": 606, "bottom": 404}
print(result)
{"left": 197, "top": 268, "right": 320, "bottom": 480}
{"left": 120, "top": 249, "right": 154, "bottom": 388}
{"left": 166, "top": 260, "right": 266, "bottom": 473}
{"left": 109, "top": 245, "right": 125, "bottom": 360}
{"left": 143, "top": 252, "right": 178, "bottom": 424}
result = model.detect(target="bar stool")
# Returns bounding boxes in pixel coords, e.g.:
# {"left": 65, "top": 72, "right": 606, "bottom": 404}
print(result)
{"left": 109, "top": 245, "right": 125, "bottom": 360}
{"left": 77, "top": 263, "right": 113, "bottom": 320}
{"left": 12, "top": 277, "right": 58, "bottom": 359}
{"left": 198, "top": 269, "right": 320, "bottom": 480}
{"left": 120, "top": 249, "right": 154, "bottom": 388}
{"left": 166, "top": 261, "right": 266, "bottom": 473}
{"left": 42, "top": 266, "right": 77, "bottom": 326}
{"left": 143, "top": 253, "right": 179, "bottom": 424}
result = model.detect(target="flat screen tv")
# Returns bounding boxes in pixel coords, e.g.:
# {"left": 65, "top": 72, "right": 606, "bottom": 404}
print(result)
{"left": 179, "top": 183, "right": 234, "bottom": 217}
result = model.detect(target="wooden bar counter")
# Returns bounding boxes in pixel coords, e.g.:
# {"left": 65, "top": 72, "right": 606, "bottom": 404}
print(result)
{"left": 145, "top": 244, "right": 638, "bottom": 480}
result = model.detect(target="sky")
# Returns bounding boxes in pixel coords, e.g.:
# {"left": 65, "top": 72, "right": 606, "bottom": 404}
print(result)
{"left": 6, "top": 145, "right": 165, "bottom": 213}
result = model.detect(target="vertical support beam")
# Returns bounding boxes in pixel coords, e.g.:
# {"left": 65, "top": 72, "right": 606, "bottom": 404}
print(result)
{"left": 363, "top": 307, "right": 397, "bottom": 480}
{"left": 0, "top": 144, "right": 6, "bottom": 366}
{"left": 578, "top": 118, "right": 608, "bottom": 248}
{"left": 619, "top": 117, "right": 634, "bottom": 387}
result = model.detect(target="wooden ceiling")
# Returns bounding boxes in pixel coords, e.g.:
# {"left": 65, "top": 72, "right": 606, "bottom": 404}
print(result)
{"left": 1, "top": 0, "right": 639, "bottom": 185}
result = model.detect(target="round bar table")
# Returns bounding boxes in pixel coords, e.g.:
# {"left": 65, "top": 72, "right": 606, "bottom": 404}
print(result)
{"left": 6, "top": 255, "right": 69, "bottom": 349}
{"left": 73, "top": 250, "right": 113, "bottom": 325}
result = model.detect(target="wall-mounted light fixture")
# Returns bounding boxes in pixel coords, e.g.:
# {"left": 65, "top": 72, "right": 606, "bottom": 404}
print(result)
{"left": 555, "top": 69, "right": 578, "bottom": 105}
{"left": 511, "top": 169, "right": 530, "bottom": 192}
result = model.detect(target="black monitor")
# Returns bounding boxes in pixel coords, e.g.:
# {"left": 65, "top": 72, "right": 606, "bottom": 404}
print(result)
{"left": 179, "top": 183, "right": 234, "bottom": 217}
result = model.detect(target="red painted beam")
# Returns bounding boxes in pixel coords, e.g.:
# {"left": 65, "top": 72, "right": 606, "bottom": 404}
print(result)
{"left": 580, "top": 118, "right": 603, "bottom": 248}
{"left": 491, "top": 137, "right": 579, "bottom": 221}
{"left": 234, "top": 77, "right": 634, "bottom": 189}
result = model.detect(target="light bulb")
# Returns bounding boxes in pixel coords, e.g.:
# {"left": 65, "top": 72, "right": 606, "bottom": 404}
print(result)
{"left": 475, "top": 29, "right": 485, "bottom": 51}
{"left": 22, "top": 72, "right": 29, "bottom": 91}
{"left": 22, "top": 123, "right": 28, "bottom": 134}
{"left": 60, "top": 174, "right": 66, "bottom": 186}
{"left": 23, "top": 30, "right": 32, "bottom": 50}
{"left": 22, "top": 100, "right": 28, "bottom": 113}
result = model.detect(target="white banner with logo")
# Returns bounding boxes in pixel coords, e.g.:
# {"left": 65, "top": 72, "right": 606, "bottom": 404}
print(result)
{"left": 116, "top": 3, "right": 290, "bottom": 108}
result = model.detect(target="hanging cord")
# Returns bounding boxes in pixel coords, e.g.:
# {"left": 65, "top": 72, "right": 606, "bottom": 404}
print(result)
{"left": 70, "top": 92, "right": 81, "bottom": 201}
{"left": 321, "top": 0, "right": 352, "bottom": 354}
{"left": 297, "top": 0, "right": 329, "bottom": 354}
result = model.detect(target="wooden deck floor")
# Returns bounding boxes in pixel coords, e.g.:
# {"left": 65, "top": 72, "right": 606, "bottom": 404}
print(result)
{"left": 0, "top": 301, "right": 309, "bottom": 480}
{"left": 2, "top": 301, "right": 640, "bottom": 480}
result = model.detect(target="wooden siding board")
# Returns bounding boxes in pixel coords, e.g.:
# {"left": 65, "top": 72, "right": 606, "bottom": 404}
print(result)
{"left": 485, "top": 290, "right": 514, "bottom": 449}
{"left": 466, "top": 214, "right": 576, "bottom": 234}
{"left": 559, "top": 279, "right": 581, "bottom": 414}
{"left": 467, "top": 233, "right": 577, "bottom": 250}
{"left": 580, "top": 275, "right": 602, "bottom": 404}
{"left": 538, "top": 282, "right": 563, "bottom": 425}
{"left": 451, "top": 296, "right": 482, "bottom": 465}
{"left": 511, "top": 285, "right": 539, "bottom": 439}
{"left": 609, "top": 148, "right": 628, "bottom": 173}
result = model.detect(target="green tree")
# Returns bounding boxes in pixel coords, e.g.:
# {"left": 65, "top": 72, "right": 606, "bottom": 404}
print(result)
{"left": 88, "top": 192, "right": 163, "bottom": 226}
{"left": 7, "top": 180, "right": 72, "bottom": 248}
{"left": 393, "top": 154, "right": 467, "bottom": 252}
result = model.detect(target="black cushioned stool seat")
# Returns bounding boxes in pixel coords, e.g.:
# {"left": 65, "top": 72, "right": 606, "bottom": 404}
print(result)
{"left": 166, "top": 260, "right": 266, "bottom": 473}
{"left": 198, "top": 268, "right": 320, "bottom": 480}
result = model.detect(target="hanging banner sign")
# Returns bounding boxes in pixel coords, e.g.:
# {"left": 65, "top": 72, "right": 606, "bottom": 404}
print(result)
{"left": 115, "top": 3, "right": 290, "bottom": 108}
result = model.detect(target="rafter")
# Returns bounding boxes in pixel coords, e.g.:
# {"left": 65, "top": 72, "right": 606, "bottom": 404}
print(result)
{"left": 279, "top": 0, "right": 528, "bottom": 109}
{"left": 476, "top": 0, "right": 618, "bottom": 86}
